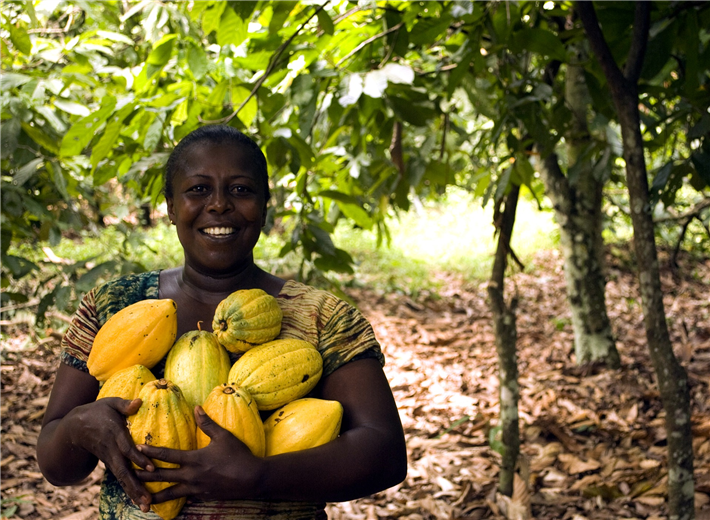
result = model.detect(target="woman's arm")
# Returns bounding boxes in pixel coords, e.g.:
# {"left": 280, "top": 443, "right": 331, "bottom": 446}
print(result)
{"left": 37, "top": 363, "right": 155, "bottom": 510}
{"left": 136, "top": 357, "right": 407, "bottom": 503}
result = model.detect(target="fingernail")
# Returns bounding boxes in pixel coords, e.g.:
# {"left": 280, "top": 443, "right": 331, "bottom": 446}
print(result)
{"left": 141, "top": 504, "right": 150, "bottom": 513}
{"left": 196, "top": 406, "right": 206, "bottom": 416}
{"left": 146, "top": 462, "right": 155, "bottom": 472}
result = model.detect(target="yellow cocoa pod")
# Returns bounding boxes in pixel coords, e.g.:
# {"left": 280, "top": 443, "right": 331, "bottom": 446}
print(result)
{"left": 96, "top": 364, "right": 156, "bottom": 401}
{"left": 212, "top": 289, "right": 282, "bottom": 353}
{"left": 263, "top": 398, "right": 343, "bottom": 456}
{"left": 197, "top": 384, "right": 265, "bottom": 457}
{"left": 128, "top": 379, "right": 196, "bottom": 520}
{"left": 164, "top": 326, "right": 231, "bottom": 410}
{"left": 228, "top": 338, "right": 323, "bottom": 411}
{"left": 87, "top": 299, "right": 178, "bottom": 382}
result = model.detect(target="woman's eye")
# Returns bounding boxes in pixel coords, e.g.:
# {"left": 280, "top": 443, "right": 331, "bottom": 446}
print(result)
{"left": 231, "top": 185, "right": 250, "bottom": 194}
{"left": 188, "top": 185, "right": 207, "bottom": 193}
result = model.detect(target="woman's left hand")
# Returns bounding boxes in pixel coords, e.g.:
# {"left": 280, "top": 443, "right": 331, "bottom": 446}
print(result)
{"left": 135, "top": 406, "right": 263, "bottom": 504}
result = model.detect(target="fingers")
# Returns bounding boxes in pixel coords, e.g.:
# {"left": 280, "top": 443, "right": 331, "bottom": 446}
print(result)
{"left": 110, "top": 463, "right": 152, "bottom": 512}
{"left": 136, "top": 444, "right": 185, "bottom": 466}
{"left": 194, "top": 406, "right": 228, "bottom": 441}
{"left": 149, "top": 483, "right": 189, "bottom": 505}
{"left": 116, "top": 431, "right": 154, "bottom": 472}
{"left": 102, "top": 397, "right": 142, "bottom": 416}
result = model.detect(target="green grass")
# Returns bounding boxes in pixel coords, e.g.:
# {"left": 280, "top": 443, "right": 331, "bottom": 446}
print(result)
{"left": 333, "top": 187, "right": 559, "bottom": 293}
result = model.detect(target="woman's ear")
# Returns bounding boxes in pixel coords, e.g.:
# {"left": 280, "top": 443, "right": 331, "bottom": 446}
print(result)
{"left": 166, "top": 198, "right": 176, "bottom": 225}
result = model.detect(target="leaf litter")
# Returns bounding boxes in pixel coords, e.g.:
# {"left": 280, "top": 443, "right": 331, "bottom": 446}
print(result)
{"left": 1, "top": 249, "right": 709, "bottom": 520}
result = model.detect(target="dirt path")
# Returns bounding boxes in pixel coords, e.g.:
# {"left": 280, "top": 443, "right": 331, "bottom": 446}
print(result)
{"left": 2, "top": 250, "right": 709, "bottom": 520}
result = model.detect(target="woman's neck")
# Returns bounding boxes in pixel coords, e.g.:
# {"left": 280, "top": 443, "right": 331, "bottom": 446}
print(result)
{"left": 178, "top": 262, "right": 266, "bottom": 305}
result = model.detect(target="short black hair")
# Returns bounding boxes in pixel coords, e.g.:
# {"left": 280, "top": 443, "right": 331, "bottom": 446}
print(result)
{"left": 164, "top": 125, "right": 270, "bottom": 201}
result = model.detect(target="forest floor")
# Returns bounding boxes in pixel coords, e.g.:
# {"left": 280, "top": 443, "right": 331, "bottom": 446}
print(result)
{"left": 1, "top": 248, "right": 709, "bottom": 520}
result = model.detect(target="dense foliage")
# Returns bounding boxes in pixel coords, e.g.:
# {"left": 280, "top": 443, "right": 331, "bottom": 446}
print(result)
{"left": 2, "top": 1, "right": 708, "bottom": 319}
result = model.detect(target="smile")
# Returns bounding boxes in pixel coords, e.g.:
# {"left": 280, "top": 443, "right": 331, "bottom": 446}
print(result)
{"left": 202, "top": 227, "right": 237, "bottom": 236}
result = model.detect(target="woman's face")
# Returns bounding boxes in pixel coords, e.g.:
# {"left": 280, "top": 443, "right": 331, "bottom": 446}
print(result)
{"left": 166, "top": 140, "right": 268, "bottom": 277}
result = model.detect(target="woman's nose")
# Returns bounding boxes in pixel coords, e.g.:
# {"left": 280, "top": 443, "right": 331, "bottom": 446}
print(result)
{"left": 206, "top": 189, "right": 233, "bottom": 213}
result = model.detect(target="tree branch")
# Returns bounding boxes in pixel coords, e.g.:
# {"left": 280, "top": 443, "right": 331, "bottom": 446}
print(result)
{"left": 576, "top": 2, "right": 628, "bottom": 98}
{"left": 200, "top": 2, "right": 330, "bottom": 125}
{"left": 654, "top": 197, "right": 710, "bottom": 223}
{"left": 624, "top": 1, "right": 651, "bottom": 83}
{"left": 336, "top": 22, "right": 404, "bottom": 68}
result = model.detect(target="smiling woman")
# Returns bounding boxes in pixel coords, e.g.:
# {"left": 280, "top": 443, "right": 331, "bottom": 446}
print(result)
{"left": 36, "top": 125, "right": 407, "bottom": 520}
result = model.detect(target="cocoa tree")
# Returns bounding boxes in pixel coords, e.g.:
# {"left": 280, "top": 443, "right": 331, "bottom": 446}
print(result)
{"left": 578, "top": 3, "right": 695, "bottom": 519}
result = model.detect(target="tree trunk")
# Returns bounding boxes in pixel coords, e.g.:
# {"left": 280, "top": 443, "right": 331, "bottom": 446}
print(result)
{"left": 579, "top": 4, "right": 695, "bottom": 519}
{"left": 487, "top": 184, "right": 521, "bottom": 497}
{"left": 537, "top": 59, "right": 620, "bottom": 368}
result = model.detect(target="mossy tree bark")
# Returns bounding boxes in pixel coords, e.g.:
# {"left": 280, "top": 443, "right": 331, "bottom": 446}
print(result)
{"left": 537, "top": 56, "right": 620, "bottom": 369}
{"left": 487, "top": 184, "right": 521, "bottom": 497}
{"left": 579, "top": 3, "right": 695, "bottom": 519}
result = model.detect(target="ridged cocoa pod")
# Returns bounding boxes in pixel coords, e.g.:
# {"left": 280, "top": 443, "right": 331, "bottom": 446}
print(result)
{"left": 128, "top": 379, "right": 196, "bottom": 520}
{"left": 87, "top": 299, "right": 177, "bottom": 382}
{"left": 197, "top": 384, "right": 265, "bottom": 457}
{"left": 228, "top": 338, "right": 323, "bottom": 411}
{"left": 96, "top": 364, "right": 156, "bottom": 401}
{"left": 263, "top": 398, "right": 343, "bottom": 456}
{"left": 212, "top": 289, "right": 282, "bottom": 353}
{"left": 164, "top": 326, "right": 231, "bottom": 410}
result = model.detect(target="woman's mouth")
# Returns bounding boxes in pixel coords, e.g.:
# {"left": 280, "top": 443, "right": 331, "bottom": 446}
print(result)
{"left": 201, "top": 227, "right": 237, "bottom": 236}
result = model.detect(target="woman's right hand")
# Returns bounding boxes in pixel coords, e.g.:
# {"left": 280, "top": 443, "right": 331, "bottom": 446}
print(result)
{"left": 67, "top": 397, "right": 155, "bottom": 511}
{"left": 37, "top": 364, "right": 153, "bottom": 512}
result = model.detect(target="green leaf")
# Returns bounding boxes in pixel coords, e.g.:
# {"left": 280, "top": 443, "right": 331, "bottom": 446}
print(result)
{"left": 170, "top": 99, "right": 189, "bottom": 126}
{"left": 187, "top": 44, "right": 209, "bottom": 80}
{"left": 231, "top": 86, "right": 257, "bottom": 127}
{"left": 142, "top": 114, "right": 163, "bottom": 151}
{"left": 3, "top": 254, "right": 38, "bottom": 278}
{"left": 388, "top": 96, "right": 437, "bottom": 127}
{"left": 60, "top": 97, "right": 116, "bottom": 157}
{"left": 91, "top": 103, "right": 136, "bottom": 169}
{"left": 691, "top": 152, "right": 710, "bottom": 186}
{"left": 25, "top": 0, "right": 38, "bottom": 27}
{"left": 318, "top": 190, "right": 359, "bottom": 205}
{"left": 314, "top": 247, "right": 354, "bottom": 274}
{"left": 409, "top": 16, "right": 452, "bottom": 46}
{"left": 510, "top": 28, "right": 566, "bottom": 62}
{"left": 76, "top": 260, "right": 119, "bottom": 293}
{"left": 207, "top": 80, "right": 229, "bottom": 111}
{"left": 337, "top": 202, "right": 373, "bottom": 229}
{"left": 317, "top": 9, "right": 334, "bottom": 35}
{"left": 96, "top": 30, "right": 135, "bottom": 45}
{"left": 447, "top": 48, "right": 476, "bottom": 98}
{"left": 217, "top": 7, "right": 247, "bottom": 47}
{"left": 307, "top": 224, "right": 336, "bottom": 257}
{"left": 147, "top": 34, "right": 177, "bottom": 66}
{"left": 202, "top": 2, "right": 227, "bottom": 36}
{"left": 688, "top": 113, "right": 710, "bottom": 141}
{"left": 287, "top": 134, "right": 315, "bottom": 168}
{"left": 650, "top": 161, "right": 673, "bottom": 205}
{"left": 268, "top": 2, "right": 298, "bottom": 35}
{"left": 1, "top": 118, "right": 20, "bottom": 155}
{"left": 232, "top": 1, "right": 257, "bottom": 20}
{"left": 8, "top": 22, "right": 32, "bottom": 55}
{"left": 0, "top": 72, "right": 32, "bottom": 90}
{"left": 48, "top": 160, "right": 69, "bottom": 200}
{"left": 54, "top": 99, "right": 91, "bottom": 117}
{"left": 14, "top": 158, "right": 43, "bottom": 186}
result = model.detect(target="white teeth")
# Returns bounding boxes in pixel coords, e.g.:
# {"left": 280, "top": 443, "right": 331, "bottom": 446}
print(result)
{"left": 203, "top": 227, "right": 236, "bottom": 236}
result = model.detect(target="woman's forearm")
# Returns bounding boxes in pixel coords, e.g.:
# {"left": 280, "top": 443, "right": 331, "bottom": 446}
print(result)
{"left": 37, "top": 415, "right": 99, "bottom": 486}
{"left": 255, "top": 421, "right": 406, "bottom": 502}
